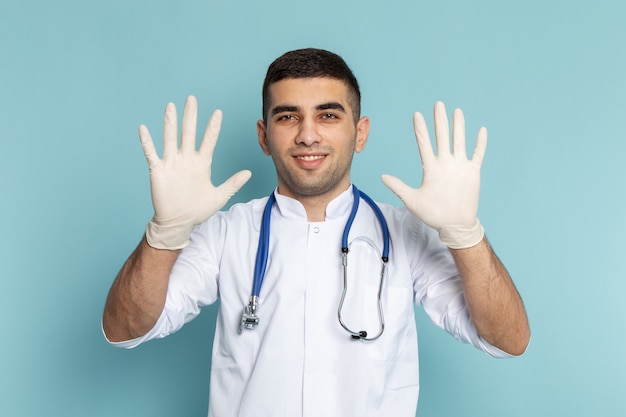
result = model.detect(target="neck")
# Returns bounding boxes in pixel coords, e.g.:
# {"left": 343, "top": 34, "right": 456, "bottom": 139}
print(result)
{"left": 300, "top": 195, "right": 331, "bottom": 222}
{"left": 276, "top": 183, "right": 352, "bottom": 222}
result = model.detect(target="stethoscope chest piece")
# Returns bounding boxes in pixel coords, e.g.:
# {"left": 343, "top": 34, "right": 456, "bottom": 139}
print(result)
{"left": 239, "top": 296, "right": 260, "bottom": 333}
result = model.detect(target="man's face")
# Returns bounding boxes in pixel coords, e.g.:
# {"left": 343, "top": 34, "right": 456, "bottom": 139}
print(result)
{"left": 257, "top": 77, "right": 369, "bottom": 201}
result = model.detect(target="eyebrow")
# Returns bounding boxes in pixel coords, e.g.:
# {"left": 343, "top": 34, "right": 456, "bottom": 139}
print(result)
{"left": 270, "top": 102, "right": 347, "bottom": 116}
{"left": 271, "top": 105, "right": 299, "bottom": 116}
{"left": 317, "top": 102, "right": 346, "bottom": 113}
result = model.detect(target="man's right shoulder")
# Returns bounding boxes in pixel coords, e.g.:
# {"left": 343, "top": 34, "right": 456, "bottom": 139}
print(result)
{"left": 211, "top": 196, "right": 270, "bottom": 226}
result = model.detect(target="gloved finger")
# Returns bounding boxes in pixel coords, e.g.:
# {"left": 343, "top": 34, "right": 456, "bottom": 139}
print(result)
{"left": 381, "top": 174, "right": 414, "bottom": 203}
{"left": 452, "top": 108, "right": 467, "bottom": 159}
{"left": 216, "top": 169, "right": 252, "bottom": 199}
{"left": 181, "top": 96, "right": 198, "bottom": 154}
{"left": 138, "top": 124, "right": 161, "bottom": 170}
{"left": 471, "top": 127, "right": 488, "bottom": 166}
{"left": 199, "top": 109, "right": 223, "bottom": 162}
{"left": 163, "top": 102, "right": 178, "bottom": 159}
{"left": 413, "top": 112, "right": 435, "bottom": 169}
{"left": 433, "top": 101, "right": 451, "bottom": 157}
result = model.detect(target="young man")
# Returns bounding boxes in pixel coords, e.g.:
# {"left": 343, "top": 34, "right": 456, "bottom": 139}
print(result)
{"left": 103, "top": 48, "right": 530, "bottom": 416}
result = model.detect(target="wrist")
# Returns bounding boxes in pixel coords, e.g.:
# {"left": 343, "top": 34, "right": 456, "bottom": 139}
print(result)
{"left": 437, "top": 218, "right": 484, "bottom": 249}
{"left": 145, "top": 217, "right": 194, "bottom": 250}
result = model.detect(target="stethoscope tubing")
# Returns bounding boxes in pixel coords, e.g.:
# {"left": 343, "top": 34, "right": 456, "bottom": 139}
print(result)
{"left": 253, "top": 192, "right": 275, "bottom": 298}
{"left": 244, "top": 185, "right": 390, "bottom": 340}
{"left": 347, "top": 186, "right": 389, "bottom": 262}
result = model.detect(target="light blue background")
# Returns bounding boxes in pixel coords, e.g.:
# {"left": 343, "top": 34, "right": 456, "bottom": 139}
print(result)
{"left": 1, "top": 0, "right": 624, "bottom": 416}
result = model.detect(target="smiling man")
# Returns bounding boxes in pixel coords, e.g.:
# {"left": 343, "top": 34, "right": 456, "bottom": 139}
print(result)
{"left": 257, "top": 76, "right": 369, "bottom": 220}
{"left": 103, "top": 48, "right": 530, "bottom": 417}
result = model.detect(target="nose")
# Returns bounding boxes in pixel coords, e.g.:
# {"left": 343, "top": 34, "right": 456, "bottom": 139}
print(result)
{"left": 295, "top": 117, "right": 321, "bottom": 147}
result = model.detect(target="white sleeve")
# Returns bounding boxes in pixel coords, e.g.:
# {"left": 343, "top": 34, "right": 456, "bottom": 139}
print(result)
{"left": 407, "top": 215, "right": 512, "bottom": 358}
{"left": 104, "top": 216, "right": 223, "bottom": 349}
{"left": 101, "top": 309, "right": 170, "bottom": 349}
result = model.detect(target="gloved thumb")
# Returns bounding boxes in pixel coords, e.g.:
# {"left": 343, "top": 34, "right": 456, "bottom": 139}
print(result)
{"left": 217, "top": 170, "right": 253, "bottom": 199}
{"left": 381, "top": 174, "right": 414, "bottom": 203}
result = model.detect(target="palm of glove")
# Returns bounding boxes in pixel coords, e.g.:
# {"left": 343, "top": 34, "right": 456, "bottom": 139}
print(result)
{"left": 148, "top": 140, "right": 223, "bottom": 228}
{"left": 140, "top": 96, "right": 251, "bottom": 249}
{"left": 401, "top": 150, "right": 481, "bottom": 229}
{"left": 382, "top": 102, "right": 486, "bottom": 248}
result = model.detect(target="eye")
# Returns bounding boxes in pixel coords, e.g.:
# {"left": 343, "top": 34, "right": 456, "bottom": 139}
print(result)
{"left": 275, "top": 114, "right": 294, "bottom": 122}
{"left": 321, "top": 113, "right": 338, "bottom": 119}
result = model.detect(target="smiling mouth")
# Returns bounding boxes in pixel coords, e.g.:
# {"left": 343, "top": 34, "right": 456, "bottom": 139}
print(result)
{"left": 296, "top": 155, "right": 326, "bottom": 161}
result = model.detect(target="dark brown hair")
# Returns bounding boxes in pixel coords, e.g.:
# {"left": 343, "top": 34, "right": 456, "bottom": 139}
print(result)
{"left": 262, "top": 48, "right": 361, "bottom": 123}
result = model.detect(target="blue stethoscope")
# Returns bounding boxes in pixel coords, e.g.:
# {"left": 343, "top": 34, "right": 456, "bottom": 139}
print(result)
{"left": 239, "top": 184, "right": 390, "bottom": 341}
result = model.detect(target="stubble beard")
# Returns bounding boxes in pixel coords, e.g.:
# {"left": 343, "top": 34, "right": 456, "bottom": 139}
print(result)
{"left": 273, "top": 147, "right": 355, "bottom": 199}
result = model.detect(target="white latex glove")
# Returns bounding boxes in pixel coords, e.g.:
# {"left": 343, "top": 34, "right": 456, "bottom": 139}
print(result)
{"left": 382, "top": 101, "right": 486, "bottom": 249}
{"left": 139, "top": 96, "right": 252, "bottom": 250}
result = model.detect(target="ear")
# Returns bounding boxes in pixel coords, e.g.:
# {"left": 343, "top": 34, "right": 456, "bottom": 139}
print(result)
{"left": 354, "top": 116, "right": 370, "bottom": 153}
{"left": 257, "top": 120, "right": 271, "bottom": 155}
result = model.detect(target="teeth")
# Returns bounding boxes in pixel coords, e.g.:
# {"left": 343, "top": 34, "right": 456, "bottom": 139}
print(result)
{"left": 297, "top": 155, "right": 325, "bottom": 161}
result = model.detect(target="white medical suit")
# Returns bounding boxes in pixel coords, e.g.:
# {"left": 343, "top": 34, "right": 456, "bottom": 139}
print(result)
{"left": 109, "top": 187, "right": 510, "bottom": 417}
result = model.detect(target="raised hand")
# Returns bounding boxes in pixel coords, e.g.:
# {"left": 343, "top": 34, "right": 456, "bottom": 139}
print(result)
{"left": 140, "top": 96, "right": 252, "bottom": 250}
{"left": 382, "top": 101, "right": 486, "bottom": 249}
